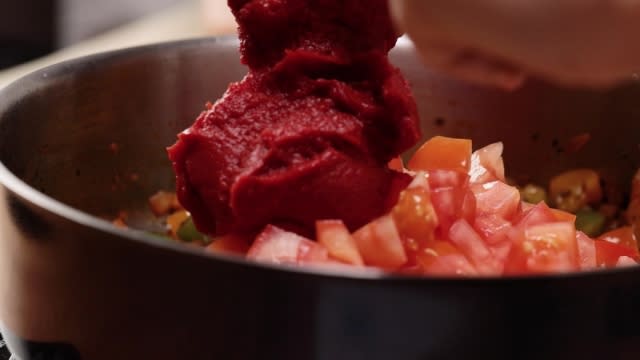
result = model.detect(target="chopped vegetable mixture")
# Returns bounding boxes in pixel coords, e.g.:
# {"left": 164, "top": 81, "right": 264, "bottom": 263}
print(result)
{"left": 126, "top": 136, "right": 639, "bottom": 276}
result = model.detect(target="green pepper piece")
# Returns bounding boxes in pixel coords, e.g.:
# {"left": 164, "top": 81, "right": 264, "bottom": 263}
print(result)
{"left": 575, "top": 210, "right": 606, "bottom": 237}
{"left": 520, "top": 184, "right": 548, "bottom": 204}
{"left": 177, "top": 216, "right": 206, "bottom": 242}
{"left": 146, "top": 231, "right": 172, "bottom": 241}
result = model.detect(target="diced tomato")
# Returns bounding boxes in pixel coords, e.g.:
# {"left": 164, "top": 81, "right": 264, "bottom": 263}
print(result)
{"left": 449, "top": 219, "right": 501, "bottom": 275}
{"left": 594, "top": 240, "right": 640, "bottom": 268}
{"left": 512, "top": 202, "right": 557, "bottom": 231}
{"left": 247, "top": 225, "right": 329, "bottom": 265}
{"left": 388, "top": 157, "right": 405, "bottom": 171}
{"left": 424, "top": 254, "right": 478, "bottom": 276}
{"left": 407, "top": 171, "right": 430, "bottom": 190}
{"left": 416, "top": 241, "right": 478, "bottom": 276}
{"left": 617, "top": 256, "right": 638, "bottom": 267}
{"left": 576, "top": 231, "right": 597, "bottom": 270}
{"left": 420, "top": 248, "right": 478, "bottom": 277}
{"left": 316, "top": 220, "right": 364, "bottom": 266}
{"left": 471, "top": 181, "right": 521, "bottom": 221}
{"left": 353, "top": 215, "right": 408, "bottom": 269}
{"left": 207, "top": 233, "right": 252, "bottom": 255}
{"left": 550, "top": 208, "right": 577, "bottom": 223}
{"left": 474, "top": 215, "right": 511, "bottom": 245}
{"left": 428, "top": 169, "right": 469, "bottom": 189}
{"left": 408, "top": 136, "right": 472, "bottom": 174}
{"left": 415, "top": 241, "right": 459, "bottom": 269}
{"left": 427, "top": 169, "right": 474, "bottom": 236}
{"left": 598, "top": 226, "right": 639, "bottom": 252}
{"left": 474, "top": 213, "right": 513, "bottom": 265}
{"left": 521, "top": 202, "right": 535, "bottom": 212}
{"left": 469, "top": 142, "right": 505, "bottom": 184}
{"left": 505, "top": 222, "right": 579, "bottom": 274}
{"left": 416, "top": 241, "right": 459, "bottom": 260}
{"left": 430, "top": 187, "right": 476, "bottom": 237}
{"left": 490, "top": 240, "right": 513, "bottom": 264}
{"left": 392, "top": 186, "right": 438, "bottom": 251}
{"left": 461, "top": 189, "right": 477, "bottom": 223}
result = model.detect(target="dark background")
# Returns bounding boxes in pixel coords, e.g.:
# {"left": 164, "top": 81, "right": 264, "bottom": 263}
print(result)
{"left": 0, "top": 0, "right": 56, "bottom": 70}
{"left": 0, "top": 0, "right": 182, "bottom": 70}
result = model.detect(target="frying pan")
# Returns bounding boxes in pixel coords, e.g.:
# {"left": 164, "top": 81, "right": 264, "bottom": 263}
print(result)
{"left": 1, "top": 36, "right": 640, "bottom": 360}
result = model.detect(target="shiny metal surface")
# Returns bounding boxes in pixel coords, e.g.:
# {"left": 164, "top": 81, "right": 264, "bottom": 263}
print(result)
{"left": 0, "top": 37, "right": 640, "bottom": 360}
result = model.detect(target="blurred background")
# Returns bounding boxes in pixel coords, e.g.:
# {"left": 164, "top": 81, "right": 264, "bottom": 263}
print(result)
{"left": 0, "top": 0, "right": 236, "bottom": 76}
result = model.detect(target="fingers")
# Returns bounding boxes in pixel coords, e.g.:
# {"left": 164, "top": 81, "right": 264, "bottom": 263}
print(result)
{"left": 390, "top": 0, "right": 640, "bottom": 89}
{"left": 413, "top": 42, "right": 526, "bottom": 91}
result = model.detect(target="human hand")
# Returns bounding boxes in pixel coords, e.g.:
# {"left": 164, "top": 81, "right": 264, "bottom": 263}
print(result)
{"left": 201, "top": 0, "right": 237, "bottom": 35}
{"left": 390, "top": 0, "right": 640, "bottom": 89}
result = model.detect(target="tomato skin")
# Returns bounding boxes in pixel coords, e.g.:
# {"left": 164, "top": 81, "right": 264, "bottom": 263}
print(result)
{"left": 594, "top": 240, "right": 639, "bottom": 268}
{"left": 598, "top": 226, "right": 639, "bottom": 252}
{"left": 505, "top": 222, "right": 579, "bottom": 275}
{"left": 248, "top": 225, "right": 329, "bottom": 265}
{"left": 408, "top": 136, "right": 472, "bottom": 174}
{"left": 471, "top": 181, "right": 521, "bottom": 221}
{"left": 316, "top": 220, "right": 364, "bottom": 266}
{"left": 353, "top": 215, "right": 408, "bottom": 269}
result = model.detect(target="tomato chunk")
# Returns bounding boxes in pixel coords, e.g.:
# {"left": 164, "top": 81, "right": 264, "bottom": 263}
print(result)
{"left": 598, "top": 226, "right": 639, "bottom": 252}
{"left": 248, "top": 225, "right": 329, "bottom": 265}
{"left": 513, "top": 202, "right": 557, "bottom": 231}
{"left": 353, "top": 215, "right": 408, "bottom": 269}
{"left": 449, "top": 219, "right": 500, "bottom": 275}
{"left": 418, "top": 242, "right": 478, "bottom": 277}
{"left": 428, "top": 170, "right": 469, "bottom": 189}
{"left": 316, "top": 220, "right": 364, "bottom": 266}
{"left": 474, "top": 214, "right": 511, "bottom": 245}
{"left": 469, "top": 142, "right": 505, "bottom": 184}
{"left": 576, "top": 231, "right": 597, "bottom": 270}
{"left": 471, "top": 181, "right": 521, "bottom": 221}
{"left": 473, "top": 214, "right": 513, "bottom": 266}
{"left": 426, "top": 170, "right": 475, "bottom": 235}
{"left": 505, "top": 222, "right": 578, "bottom": 274}
{"left": 594, "top": 240, "right": 639, "bottom": 268}
{"left": 408, "top": 136, "right": 472, "bottom": 174}
{"left": 392, "top": 186, "right": 438, "bottom": 250}
{"left": 550, "top": 208, "right": 577, "bottom": 223}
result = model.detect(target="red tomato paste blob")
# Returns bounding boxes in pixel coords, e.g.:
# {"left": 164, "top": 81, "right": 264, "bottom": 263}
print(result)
{"left": 168, "top": 0, "right": 421, "bottom": 235}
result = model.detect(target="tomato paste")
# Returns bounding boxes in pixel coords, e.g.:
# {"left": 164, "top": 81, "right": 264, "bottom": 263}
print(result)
{"left": 168, "top": 0, "right": 420, "bottom": 235}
